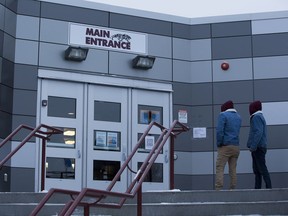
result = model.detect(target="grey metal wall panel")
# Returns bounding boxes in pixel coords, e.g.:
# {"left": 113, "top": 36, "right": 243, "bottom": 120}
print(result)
{"left": 110, "top": 13, "right": 171, "bottom": 36}
{"left": 0, "top": 84, "right": 13, "bottom": 112}
{"left": 10, "top": 167, "right": 34, "bottom": 192}
{"left": 4, "top": 7, "right": 16, "bottom": 36}
{"left": 39, "top": 42, "right": 109, "bottom": 74}
{"left": 174, "top": 174, "right": 214, "bottom": 190}
{"left": 172, "top": 23, "right": 211, "bottom": 40}
{"left": 173, "top": 38, "right": 211, "bottom": 61}
{"left": 1, "top": 58, "right": 14, "bottom": 87}
{"left": 269, "top": 172, "right": 288, "bottom": 189}
{"left": 252, "top": 18, "right": 288, "bottom": 35}
{"left": 254, "top": 56, "right": 288, "bottom": 79}
{"left": 0, "top": 32, "right": 3, "bottom": 55}
{"left": 0, "top": 110, "right": 12, "bottom": 138}
{"left": 14, "top": 0, "right": 40, "bottom": 17}
{"left": 254, "top": 78, "right": 288, "bottom": 102}
{"left": 109, "top": 52, "right": 172, "bottom": 81}
{"left": 173, "top": 38, "right": 190, "bottom": 61}
{"left": 212, "top": 36, "right": 252, "bottom": 60}
{"left": 40, "top": 19, "right": 68, "bottom": 44}
{"left": 213, "top": 58, "right": 253, "bottom": 82}
{"left": 15, "top": 39, "right": 38, "bottom": 65}
{"left": 12, "top": 115, "right": 36, "bottom": 141}
{"left": 14, "top": 64, "right": 37, "bottom": 90}
{"left": 3, "top": 33, "right": 15, "bottom": 62}
{"left": 41, "top": 2, "right": 109, "bottom": 27}
{"left": 12, "top": 89, "right": 37, "bottom": 116}
{"left": 263, "top": 101, "right": 288, "bottom": 125}
{"left": 16, "top": 15, "right": 39, "bottom": 40}
{"left": 268, "top": 125, "right": 288, "bottom": 149}
{"left": 174, "top": 127, "right": 214, "bottom": 152}
{"left": 173, "top": 60, "right": 212, "bottom": 83}
{"left": 190, "top": 39, "right": 211, "bottom": 61}
{"left": 212, "top": 21, "right": 251, "bottom": 37}
{"left": 148, "top": 34, "right": 172, "bottom": 58}
{"left": 175, "top": 151, "right": 214, "bottom": 175}
{"left": 174, "top": 105, "right": 213, "bottom": 128}
{"left": 173, "top": 82, "right": 213, "bottom": 106}
{"left": 252, "top": 33, "right": 288, "bottom": 57}
{"left": 213, "top": 81, "right": 253, "bottom": 104}
{"left": 0, "top": 5, "right": 4, "bottom": 31}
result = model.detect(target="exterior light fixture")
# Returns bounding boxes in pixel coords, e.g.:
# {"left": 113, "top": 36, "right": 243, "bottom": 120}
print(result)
{"left": 65, "top": 46, "right": 89, "bottom": 62}
{"left": 132, "top": 55, "right": 156, "bottom": 70}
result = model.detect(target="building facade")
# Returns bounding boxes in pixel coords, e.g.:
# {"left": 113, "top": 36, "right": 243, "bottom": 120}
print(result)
{"left": 1, "top": 0, "right": 288, "bottom": 192}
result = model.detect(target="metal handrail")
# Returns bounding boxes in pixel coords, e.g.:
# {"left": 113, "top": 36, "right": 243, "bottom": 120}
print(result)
{"left": 0, "top": 124, "right": 63, "bottom": 190}
{"left": 30, "top": 120, "right": 189, "bottom": 216}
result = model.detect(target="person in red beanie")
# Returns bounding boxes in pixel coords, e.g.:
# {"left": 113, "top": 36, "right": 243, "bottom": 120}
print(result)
{"left": 247, "top": 100, "right": 272, "bottom": 189}
{"left": 215, "top": 100, "right": 242, "bottom": 190}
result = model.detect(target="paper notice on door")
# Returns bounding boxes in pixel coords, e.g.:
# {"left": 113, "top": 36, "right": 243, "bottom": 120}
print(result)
{"left": 193, "top": 127, "right": 206, "bottom": 138}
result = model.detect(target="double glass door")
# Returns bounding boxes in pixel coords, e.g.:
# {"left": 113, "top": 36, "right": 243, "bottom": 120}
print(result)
{"left": 39, "top": 78, "right": 171, "bottom": 192}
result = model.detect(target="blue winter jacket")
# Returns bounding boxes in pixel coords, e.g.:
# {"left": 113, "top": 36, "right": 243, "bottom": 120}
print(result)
{"left": 247, "top": 111, "right": 267, "bottom": 151}
{"left": 216, "top": 109, "right": 242, "bottom": 147}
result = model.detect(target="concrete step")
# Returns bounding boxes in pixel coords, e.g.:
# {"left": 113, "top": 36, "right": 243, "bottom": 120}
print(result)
{"left": 0, "top": 189, "right": 287, "bottom": 216}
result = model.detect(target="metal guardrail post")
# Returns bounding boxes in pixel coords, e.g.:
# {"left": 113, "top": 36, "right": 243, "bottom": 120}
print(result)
{"left": 41, "top": 138, "right": 46, "bottom": 191}
{"left": 170, "top": 134, "right": 175, "bottom": 190}
{"left": 137, "top": 185, "right": 142, "bottom": 216}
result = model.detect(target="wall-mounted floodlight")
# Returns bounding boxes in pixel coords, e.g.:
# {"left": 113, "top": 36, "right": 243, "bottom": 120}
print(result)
{"left": 65, "top": 46, "right": 89, "bottom": 62}
{"left": 132, "top": 55, "right": 156, "bottom": 70}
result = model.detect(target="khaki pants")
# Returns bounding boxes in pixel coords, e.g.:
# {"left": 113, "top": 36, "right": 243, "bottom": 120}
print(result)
{"left": 215, "top": 145, "right": 240, "bottom": 190}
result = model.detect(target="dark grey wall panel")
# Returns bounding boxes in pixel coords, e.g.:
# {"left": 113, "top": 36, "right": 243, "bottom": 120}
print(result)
{"left": 14, "top": 64, "right": 37, "bottom": 90}
{"left": 173, "top": 82, "right": 212, "bottom": 106}
{"left": 110, "top": 13, "right": 171, "bottom": 36}
{"left": 0, "top": 84, "right": 13, "bottom": 112}
{"left": 6, "top": 0, "right": 40, "bottom": 16}
{"left": 0, "top": 31, "right": 3, "bottom": 55}
{"left": 212, "top": 21, "right": 251, "bottom": 38}
{"left": 213, "top": 81, "right": 253, "bottom": 104}
{"left": 3, "top": 33, "right": 15, "bottom": 62}
{"left": 254, "top": 78, "right": 288, "bottom": 102}
{"left": 0, "top": 5, "right": 4, "bottom": 31}
{"left": 1, "top": 58, "right": 14, "bottom": 87}
{"left": 174, "top": 174, "right": 214, "bottom": 190}
{"left": 4, "top": 6, "right": 16, "bottom": 37}
{"left": 41, "top": 2, "right": 109, "bottom": 27}
{"left": 267, "top": 125, "right": 288, "bottom": 149}
{"left": 12, "top": 89, "right": 36, "bottom": 116}
{"left": 10, "top": 167, "right": 34, "bottom": 192}
{"left": 172, "top": 23, "right": 211, "bottom": 39}
{"left": 174, "top": 105, "right": 213, "bottom": 128}
{"left": 12, "top": 115, "right": 36, "bottom": 141}
{"left": 0, "top": 167, "right": 11, "bottom": 192}
{"left": 212, "top": 36, "right": 252, "bottom": 60}
{"left": 0, "top": 110, "right": 12, "bottom": 138}
{"left": 269, "top": 172, "right": 288, "bottom": 188}
{"left": 252, "top": 33, "right": 288, "bottom": 57}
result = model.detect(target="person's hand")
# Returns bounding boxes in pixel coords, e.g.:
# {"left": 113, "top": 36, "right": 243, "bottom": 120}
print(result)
{"left": 249, "top": 148, "right": 255, "bottom": 152}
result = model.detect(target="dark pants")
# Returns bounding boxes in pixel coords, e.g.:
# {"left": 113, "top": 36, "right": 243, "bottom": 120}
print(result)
{"left": 251, "top": 147, "right": 272, "bottom": 189}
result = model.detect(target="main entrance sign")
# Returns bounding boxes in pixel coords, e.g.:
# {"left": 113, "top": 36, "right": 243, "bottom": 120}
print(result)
{"left": 69, "top": 23, "right": 147, "bottom": 54}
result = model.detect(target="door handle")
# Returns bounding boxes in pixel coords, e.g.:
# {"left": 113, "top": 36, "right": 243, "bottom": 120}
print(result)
{"left": 77, "top": 150, "right": 81, "bottom": 158}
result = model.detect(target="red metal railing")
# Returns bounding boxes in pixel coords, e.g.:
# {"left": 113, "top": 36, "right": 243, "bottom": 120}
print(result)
{"left": 30, "top": 120, "right": 189, "bottom": 216}
{"left": 0, "top": 124, "right": 63, "bottom": 191}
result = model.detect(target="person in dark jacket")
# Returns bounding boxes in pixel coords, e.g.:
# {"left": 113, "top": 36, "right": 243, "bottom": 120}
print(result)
{"left": 215, "top": 100, "right": 242, "bottom": 190}
{"left": 247, "top": 100, "right": 272, "bottom": 189}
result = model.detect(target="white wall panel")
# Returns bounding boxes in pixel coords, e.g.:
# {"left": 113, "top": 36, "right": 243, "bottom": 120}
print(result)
{"left": 252, "top": 18, "right": 288, "bottom": 35}
{"left": 262, "top": 101, "right": 288, "bottom": 125}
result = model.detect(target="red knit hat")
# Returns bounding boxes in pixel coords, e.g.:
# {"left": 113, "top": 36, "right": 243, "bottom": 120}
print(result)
{"left": 221, "top": 100, "right": 234, "bottom": 112}
{"left": 249, "top": 100, "right": 262, "bottom": 115}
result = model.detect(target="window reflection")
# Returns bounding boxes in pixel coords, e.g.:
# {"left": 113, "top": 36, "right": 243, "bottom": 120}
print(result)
{"left": 138, "top": 105, "right": 162, "bottom": 124}
{"left": 138, "top": 162, "right": 163, "bottom": 182}
{"left": 46, "top": 157, "right": 75, "bottom": 179}
{"left": 48, "top": 96, "right": 76, "bottom": 118}
{"left": 48, "top": 127, "right": 76, "bottom": 148}
{"left": 93, "top": 160, "right": 120, "bottom": 181}
{"left": 94, "top": 101, "right": 121, "bottom": 122}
